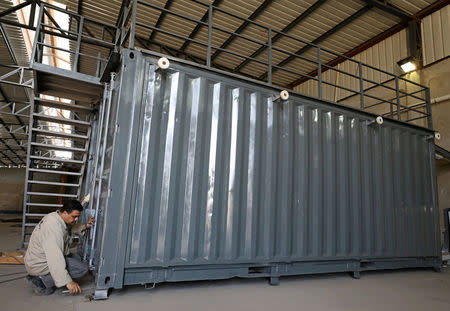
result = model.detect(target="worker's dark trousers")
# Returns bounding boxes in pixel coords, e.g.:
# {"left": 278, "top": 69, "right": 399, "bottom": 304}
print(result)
{"left": 40, "top": 254, "right": 89, "bottom": 288}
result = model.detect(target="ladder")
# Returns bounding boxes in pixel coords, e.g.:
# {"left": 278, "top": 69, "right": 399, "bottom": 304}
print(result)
{"left": 21, "top": 96, "right": 94, "bottom": 248}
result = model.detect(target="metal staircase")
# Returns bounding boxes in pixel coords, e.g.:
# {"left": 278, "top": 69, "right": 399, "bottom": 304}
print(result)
{"left": 21, "top": 97, "right": 94, "bottom": 247}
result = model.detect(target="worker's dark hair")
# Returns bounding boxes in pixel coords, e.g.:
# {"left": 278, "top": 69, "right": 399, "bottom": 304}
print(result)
{"left": 61, "top": 199, "right": 83, "bottom": 213}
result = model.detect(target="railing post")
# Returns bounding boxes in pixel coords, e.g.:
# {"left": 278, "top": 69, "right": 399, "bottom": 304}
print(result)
{"left": 29, "top": 3, "right": 45, "bottom": 67}
{"left": 359, "top": 62, "right": 364, "bottom": 110}
{"left": 73, "top": 16, "right": 84, "bottom": 72}
{"left": 317, "top": 47, "right": 322, "bottom": 99}
{"left": 89, "top": 72, "right": 115, "bottom": 266}
{"left": 207, "top": 4, "right": 213, "bottom": 67}
{"left": 389, "top": 100, "right": 394, "bottom": 118}
{"left": 425, "top": 87, "right": 433, "bottom": 129}
{"left": 128, "top": 0, "right": 138, "bottom": 49}
{"left": 95, "top": 52, "right": 102, "bottom": 77}
{"left": 114, "top": 23, "right": 121, "bottom": 50}
{"left": 267, "top": 28, "right": 272, "bottom": 85}
{"left": 395, "top": 76, "right": 401, "bottom": 120}
{"left": 120, "top": 6, "right": 128, "bottom": 46}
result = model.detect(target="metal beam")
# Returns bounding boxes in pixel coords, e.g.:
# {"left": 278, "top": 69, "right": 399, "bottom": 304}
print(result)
{"left": 0, "top": 119, "right": 26, "bottom": 147}
{"left": 0, "top": 157, "right": 8, "bottom": 166}
{"left": 210, "top": 0, "right": 272, "bottom": 62}
{"left": 436, "top": 145, "right": 450, "bottom": 162}
{"left": 0, "top": 124, "right": 28, "bottom": 135}
{"left": 148, "top": 0, "right": 174, "bottom": 43}
{"left": 0, "top": 147, "right": 27, "bottom": 151}
{"left": 0, "top": 25, "right": 18, "bottom": 64}
{"left": 29, "top": 0, "right": 36, "bottom": 28}
{"left": 0, "top": 66, "right": 34, "bottom": 89}
{"left": 136, "top": 35, "right": 257, "bottom": 81}
{"left": 289, "top": 0, "right": 449, "bottom": 88}
{"left": 179, "top": 0, "right": 223, "bottom": 53}
{"left": 0, "top": 136, "right": 27, "bottom": 140}
{"left": 0, "top": 86, "right": 27, "bottom": 135}
{"left": 77, "top": 0, "right": 83, "bottom": 15}
{"left": 43, "top": 9, "right": 69, "bottom": 37}
{"left": 115, "top": 0, "right": 131, "bottom": 27}
{"left": 0, "top": 18, "right": 34, "bottom": 30}
{"left": 361, "top": 0, "right": 409, "bottom": 19}
{"left": 258, "top": 5, "right": 372, "bottom": 80}
{"left": 76, "top": 0, "right": 84, "bottom": 74}
{"left": 0, "top": 25, "right": 32, "bottom": 138}
{"left": 0, "top": 142, "right": 23, "bottom": 165}
{"left": 0, "top": 0, "right": 32, "bottom": 19}
{"left": 0, "top": 98, "right": 27, "bottom": 154}
{"left": 0, "top": 151, "right": 19, "bottom": 165}
{"left": 232, "top": 0, "right": 327, "bottom": 73}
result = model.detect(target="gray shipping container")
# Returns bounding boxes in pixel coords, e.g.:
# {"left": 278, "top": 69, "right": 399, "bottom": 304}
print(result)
{"left": 88, "top": 50, "right": 441, "bottom": 298}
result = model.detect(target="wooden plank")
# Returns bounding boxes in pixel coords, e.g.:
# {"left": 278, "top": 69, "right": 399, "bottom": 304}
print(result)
{"left": 0, "top": 251, "right": 25, "bottom": 264}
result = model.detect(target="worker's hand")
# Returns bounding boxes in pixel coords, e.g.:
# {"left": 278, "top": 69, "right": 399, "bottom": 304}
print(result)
{"left": 86, "top": 216, "right": 95, "bottom": 229}
{"left": 66, "top": 281, "right": 81, "bottom": 294}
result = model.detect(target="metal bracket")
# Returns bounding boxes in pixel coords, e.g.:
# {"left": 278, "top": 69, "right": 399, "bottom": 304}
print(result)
{"left": 366, "top": 116, "right": 383, "bottom": 126}
{"left": 93, "top": 289, "right": 109, "bottom": 300}
{"left": 144, "top": 283, "right": 156, "bottom": 290}
{"left": 272, "top": 90, "right": 289, "bottom": 103}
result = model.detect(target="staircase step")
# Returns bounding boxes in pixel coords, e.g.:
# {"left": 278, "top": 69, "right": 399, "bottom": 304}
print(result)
{"left": 27, "top": 192, "right": 78, "bottom": 198}
{"left": 29, "top": 155, "right": 84, "bottom": 165}
{"left": 33, "top": 114, "right": 91, "bottom": 127}
{"left": 30, "top": 142, "right": 86, "bottom": 153}
{"left": 26, "top": 203, "right": 63, "bottom": 208}
{"left": 25, "top": 213, "right": 47, "bottom": 217}
{"left": 32, "top": 128, "right": 89, "bottom": 140}
{"left": 35, "top": 98, "right": 93, "bottom": 113}
{"left": 27, "top": 180, "right": 80, "bottom": 187}
{"left": 28, "top": 168, "right": 82, "bottom": 176}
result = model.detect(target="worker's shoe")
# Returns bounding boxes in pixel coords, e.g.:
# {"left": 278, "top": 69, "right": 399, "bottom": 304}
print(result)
{"left": 26, "top": 275, "right": 55, "bottom": 295}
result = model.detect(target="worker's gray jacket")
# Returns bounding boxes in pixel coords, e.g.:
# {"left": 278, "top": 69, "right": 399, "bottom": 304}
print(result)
{"left": 24, "top": 212, "right": 85, "bottom": 287}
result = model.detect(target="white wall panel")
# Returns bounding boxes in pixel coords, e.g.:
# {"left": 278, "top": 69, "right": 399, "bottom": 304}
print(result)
{"left": 421, "top": 5, "right": 450, "bottom": 66}
{"left": 295, "top": 29, "right": 408, "bottom": 104}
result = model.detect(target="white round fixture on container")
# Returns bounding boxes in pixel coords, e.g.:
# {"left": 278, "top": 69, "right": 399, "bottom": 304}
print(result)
{"left": 435, "top": 132, "right": 441, "bottom": 140}
{"left": 376, "top": 116, "right": 383, "bottom": 125}
{"left": 280, "top": 90, "right": 289, "bottom": 100}
{"left": 158, "top": 57, "right": 170, "bottom": 69}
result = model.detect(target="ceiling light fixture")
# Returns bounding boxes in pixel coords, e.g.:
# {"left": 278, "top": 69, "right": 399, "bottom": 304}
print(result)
{"left": 397, "top": 56, "right": 419, "bottom": 74}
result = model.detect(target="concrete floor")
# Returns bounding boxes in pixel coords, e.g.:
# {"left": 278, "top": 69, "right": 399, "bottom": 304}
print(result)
{"left": 1, "top": 215, "right": 450, "bottom": 311}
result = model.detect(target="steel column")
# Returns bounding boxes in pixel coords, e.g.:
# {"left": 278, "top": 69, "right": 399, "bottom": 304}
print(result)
{"left": 206, "top": 5, "right": 213, "bottom": 68}
{"left": 425, "top": 88, "right": 432, "bottom": 129}
{"left": 89, "top": 74, "right": 114, "bottom": 266}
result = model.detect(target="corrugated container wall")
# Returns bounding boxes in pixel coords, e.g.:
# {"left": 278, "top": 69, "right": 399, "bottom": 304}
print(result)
{"left": 91, "top": 50, "right": 440, "bottom": 292}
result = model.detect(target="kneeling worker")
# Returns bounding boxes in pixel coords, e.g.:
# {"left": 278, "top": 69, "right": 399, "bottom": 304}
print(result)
{"left": 24, "top": 199, "right": 94, "bottom": 295}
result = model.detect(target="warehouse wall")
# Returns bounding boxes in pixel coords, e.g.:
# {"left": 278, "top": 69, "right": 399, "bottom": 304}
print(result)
{"left": 0, "top": 167, "right": 79, "bottom": 213}
{"left": 422, "top": 5, "right": 450, "bottom": 66}
{"left": 0, "top": 168, "right": 25, "bottom": 213}
{"left": 294, "top": 29, "right": 409, "bottom": 110}
{"left": 294, "top": 5, "right": 450, "bottom": 119}
{"left": 407, "top": 57, "right": 450, "bottom": 242}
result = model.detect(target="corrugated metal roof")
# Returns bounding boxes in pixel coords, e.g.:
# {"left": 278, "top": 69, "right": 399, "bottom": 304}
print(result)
{"left": 0, "top": 0, "right": 33, "bottom": 166}
{"left": 52, "top": 0, "right": 442, "bottom": 85}
{"left": 388, "top": 0, "right": 436, "bottom": 15}
{"left": 0, "top": 0, "right": 445, "bottom": 166}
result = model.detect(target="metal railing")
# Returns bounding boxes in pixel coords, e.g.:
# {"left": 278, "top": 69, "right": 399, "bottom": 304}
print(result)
{"left": 29, "top": 1, "right": 432, "bottom": 129}
{"left": 118, "top": 0, "right": 432, "bottom": 129}
{"left": 30, "top": 2, "right": 117, "bottom": 77}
